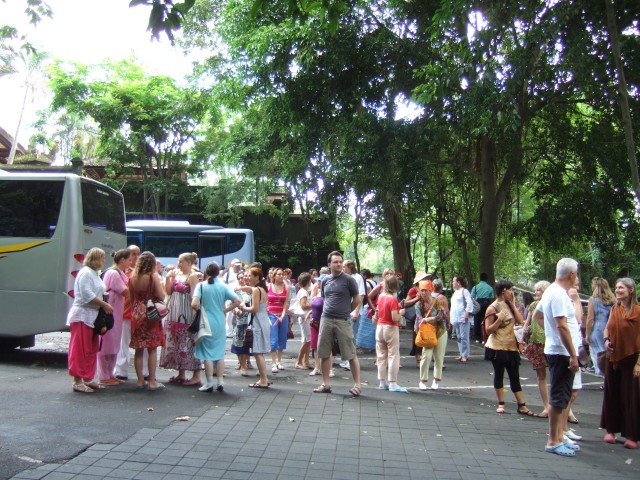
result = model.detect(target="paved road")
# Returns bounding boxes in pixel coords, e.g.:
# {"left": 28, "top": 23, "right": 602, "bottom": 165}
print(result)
{"left": 3, "top": 328, "right": 638, "bottom": 479}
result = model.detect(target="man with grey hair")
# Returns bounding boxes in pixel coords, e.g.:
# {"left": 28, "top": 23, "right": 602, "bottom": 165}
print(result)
{"left": 534, "top": 258, "right": 580, "bottom": 457}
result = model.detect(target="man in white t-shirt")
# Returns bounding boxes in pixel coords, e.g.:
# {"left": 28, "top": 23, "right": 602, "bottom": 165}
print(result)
{"left": 534, "top": 258, "right": 580, "bottom": 457}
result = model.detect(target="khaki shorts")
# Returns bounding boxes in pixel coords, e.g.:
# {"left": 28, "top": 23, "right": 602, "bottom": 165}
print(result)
{"left": 317, "top": 316, "right": 357, "bottom": 361}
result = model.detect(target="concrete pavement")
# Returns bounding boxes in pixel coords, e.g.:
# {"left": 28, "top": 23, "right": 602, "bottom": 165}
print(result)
{"left": 10, "top": 328, "right": 640, "bottom": 480}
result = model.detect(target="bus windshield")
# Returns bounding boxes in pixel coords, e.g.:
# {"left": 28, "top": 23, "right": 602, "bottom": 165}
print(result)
{"left": 81, "top": 180, "right": 126, "bottom": 234}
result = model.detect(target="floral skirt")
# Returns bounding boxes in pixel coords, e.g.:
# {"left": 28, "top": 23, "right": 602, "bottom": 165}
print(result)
{"left": 523, "top": 342, "right": 547, "bottom": 371}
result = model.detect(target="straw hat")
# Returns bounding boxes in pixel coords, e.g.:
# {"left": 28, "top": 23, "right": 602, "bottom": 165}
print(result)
{"left": 412, "top": 271, "right": 430, "bottom": 285}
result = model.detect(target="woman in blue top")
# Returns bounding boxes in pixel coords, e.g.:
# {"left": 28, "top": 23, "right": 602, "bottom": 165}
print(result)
{"left": 192, "top": 262, "right": 240, "bottom": 393}
{"left": 585, "top": 277, "right": 615, "bottom": 376}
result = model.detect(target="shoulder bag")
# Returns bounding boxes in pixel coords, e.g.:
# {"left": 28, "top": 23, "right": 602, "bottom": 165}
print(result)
{"left": 415, "top": 301, "right": 438, "bottom": 348}
{"left": 187, "top": 284, "right": 203, "bottom": 334}
{"left": 194, "top": 283, "right": 212, "bottom": 344}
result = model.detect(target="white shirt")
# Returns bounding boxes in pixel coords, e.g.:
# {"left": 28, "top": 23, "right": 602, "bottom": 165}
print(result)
{"left": 450, "top": 288, "right": 473, "bottom": 324}
{"left": 66, "top": 266, "right": 105, "bottom": 328}
{"left": 290, "top": 287, "right": 310, "bottom": 317}
{"left": 536, "top": 282, "right": 574, "bottom": 356}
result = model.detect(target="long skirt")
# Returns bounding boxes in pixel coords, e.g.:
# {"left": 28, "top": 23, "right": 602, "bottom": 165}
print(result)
{"left": 356, "top": 314, "right": 376, "bottom": 350}
{"left": 68, "top": 322, "right": 99, "bottom": 380}
{"left": 600, "top": 354, "right": 640, "bottom": 441}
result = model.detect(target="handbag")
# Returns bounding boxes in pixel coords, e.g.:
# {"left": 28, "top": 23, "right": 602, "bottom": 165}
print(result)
{"left": 187, "top": 284, "right": 204, "bottom": 334}
{"left": 146, "top": 298, "right": 168, "bottom": 321}
{"left": 415, "top": 301, "right": 438, "bottom": 348}
{"left": 194, "top": 284, "right": 212, "bottom": 343}
{"left": 415, "top": 322, "right": 438, "bottom": 348}
{"left": 94, "top": 305, "right": 114, "bottom": 336}
{"left": 243, "top": 314, "right": 254, "bottom": 349}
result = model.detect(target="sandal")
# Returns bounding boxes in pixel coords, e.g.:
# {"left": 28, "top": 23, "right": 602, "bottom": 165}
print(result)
{"left": 182, "top": 379, "right": 202, "bottom": 387}
{"left": 349, "top": 385, "right": 361, "bottom": 397}
{"left": 313, "top": 384, "right": 332, "bottom": 394}
{"left": 517, "top": 403, "right": 537, "bottom": 417}
{"left": 496, "top": 402, "right": 506, "bottom": 414}
{"left": 85, "top": 382, "right": 105, "bottom": 390}
{"left": 248, "top": 383, "right": 270, "bottom": 389}
{"left": 568, "top": 414, "right": 579, "bottom": 424}
{"left": 73, "top": 383, "right": 94, "bottom": 393}
{"left": 168, "top": 376, "right": 185, "bottom": 384}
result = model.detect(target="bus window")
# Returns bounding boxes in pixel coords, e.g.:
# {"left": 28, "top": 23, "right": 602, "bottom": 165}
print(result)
{"left": 144, "top": 232, "right": 199, "bottom": 258}
{"left": 227, "top": 233, "right": 247, "bottom": 254}
{"left": 0, "top": 180, "right": 65, "bottom": 238}
{"left": 80, "top": 181, "right": 126, "bottom": 234}
{"left": 200, "top": 235, "right": 224, "bottom": 258}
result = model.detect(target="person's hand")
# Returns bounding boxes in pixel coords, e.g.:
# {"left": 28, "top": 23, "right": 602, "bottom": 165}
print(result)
{"left": 633, "top": 364, "right": 640, "bottom": 378}
{"left": 497, "top": 310, "right": 509, "bottom": 323}
{"left": 103, "top": 303, "right": 113, "bottom": 314}
{"left": 606, "top": 339, "right": 614, "bottom": 353}
{"left": 568, "top": 288, "right": 580, "bottom": 302}
{"left": 352, "top": 313, "right": 358, "bottom": 322}
{"left": 568, "top": 356, "right": 579, "bottom": 372}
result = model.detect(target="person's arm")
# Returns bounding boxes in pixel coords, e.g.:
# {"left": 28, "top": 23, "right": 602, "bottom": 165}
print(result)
{"left": 242, "top": 288, "right": 262, "bottom": 314}
{"left": 351, "top": 294, "right": 362, "bottom": 314}
{"left": 533, "top": 308, "right": 545, "bottom": 329}
{"left": 368, "top": 283, "right": 382, "bottom": 304}
{"left": 106, "top": 270, "right": 128, "bottom": 296}
{"left": 191, "top": 284, "right": 202, "bottom": 311}
{"left": 299, "top": 291, "right": 311, "bottom": 311}
{"left": 463, "top": 289, "right": 473, "bottom": 319}
{"left": 152, "top": 272, "right": 165, "bottom": 299}
{"left": 584, "top": 298, "right": 595, "bottom": 344}
{"left": 507, "top": 296, "right": 524, "bottom": 325}
{"left": 403, "top": 294, "right": 420, "bottom": 307}
{"left": 484, "top": 306, "right": 507, "bottom": 336}
{"left": 279, "top": 285, "right": 289, "bottom": 322}
{"left": 224, "top": 295, "right": 241, "bottom": 314}
{"left": 556, "top": 315, "right": 579, "bottom": 371}
{"left": 568, "top": 288, "right": 583, "bottom": 326}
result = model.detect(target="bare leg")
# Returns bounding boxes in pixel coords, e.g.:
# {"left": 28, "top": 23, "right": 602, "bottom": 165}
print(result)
{"left": 216, "top": 359, "right": 225, "bottom": 387}
{"left": 134, "top": 348, "right": 145, "bottom": 386}
{"left": 349, "top": 357, "right": 361, "bottom": 386}
{"left": 147, "top": 347, "right": 162, "bottom": 388}
{"left": 536, "top": 367, "right": 549, "bottom": 415}
{"left": 548, "top": 406, "right": 565, "bottom": 447}
{"left": 321, "top": 356, "right": 332, "bottom": 386}
{"left": 254, "top": 354, "right": 269, "bottom": 386}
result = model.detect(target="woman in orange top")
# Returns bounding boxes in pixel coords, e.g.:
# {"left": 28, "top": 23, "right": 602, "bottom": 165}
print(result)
{"left": 600, "top": 277, "right": 640, "bottom": 449}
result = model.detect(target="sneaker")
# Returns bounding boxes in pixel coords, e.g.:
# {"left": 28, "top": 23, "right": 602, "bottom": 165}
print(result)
{"left": 309, "top": 368, "right": 321, "bottom": 376}
{"left": 389, "top": 385, "right": 408, "bottom": 393}
{"left": 564, "top": 430, "right": 582, "bottom": 441}
{"left": 378, "top": 384, "right": 389, "bottom": 390}
{"left": 329, "top": 369, "right": 335, "bottom": 378}
{"left": 339, "top": 361, "right": 350, "bottom": 370}
{"left": 277, "top": 363, "right": 284, "bottom": 370}
{"left": 431, "top": 380, "right": 439, "bottom": 390}
{"left": 271, "top": 364, "right": 278, "bottom": 374}
{"left": 418, "top": 381, "right": 428, "bottom": 391}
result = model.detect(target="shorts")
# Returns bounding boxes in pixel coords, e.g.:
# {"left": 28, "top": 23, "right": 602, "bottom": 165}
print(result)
{"left": 546, "top": 354, "right": 575, "bottom": 409}
{"left": 317, "top": 316, "right": 357, "bottom": 361}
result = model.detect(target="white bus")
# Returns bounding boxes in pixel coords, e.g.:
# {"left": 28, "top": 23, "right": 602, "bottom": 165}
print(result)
{"left": 0, "top": 172, "right": 127, "bottom": 348}
{"left": 126, "top": 220, "right": 254, "bottom": 271}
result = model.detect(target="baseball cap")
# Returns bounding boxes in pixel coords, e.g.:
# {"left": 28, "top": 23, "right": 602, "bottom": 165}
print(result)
{"left": 230, "top": 258, "right": 242, "bottom": 266}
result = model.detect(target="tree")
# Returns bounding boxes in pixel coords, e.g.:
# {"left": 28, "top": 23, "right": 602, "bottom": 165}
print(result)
{"left": 45, "top": 59, "right": 212, "bottom": 217}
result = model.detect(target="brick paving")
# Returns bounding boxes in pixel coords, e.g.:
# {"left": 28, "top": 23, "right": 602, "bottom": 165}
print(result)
{"left": 11, "top": 330, "right": 640, "bottom": 480}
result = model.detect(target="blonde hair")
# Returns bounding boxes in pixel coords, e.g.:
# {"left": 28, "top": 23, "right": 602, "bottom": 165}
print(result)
{"left": 84, "top": 248, "right": 105, "bottom": 270}
{"left": 180, "top": 252, "right": 198, "bottom": 265}
{"left": 591, "top": 277, "right": 615, "bottom": 306}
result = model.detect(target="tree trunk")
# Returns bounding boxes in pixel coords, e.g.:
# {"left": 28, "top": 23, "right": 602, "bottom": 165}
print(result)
{"left": 605, "top": 0, "right": 640, "bottom": 203}
{"left": 353, "top": 195, "right": 362, "bottom": 271}
{"left": 477, "top": 136, "right": 499, "bottom": 285}
{"left": 383, "top": 192, "right": 412, "bottom": 279}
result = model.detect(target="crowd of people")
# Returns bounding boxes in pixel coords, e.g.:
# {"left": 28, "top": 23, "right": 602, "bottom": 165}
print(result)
{"left": 66, "top": 249, "right": 640, "bottom": 455}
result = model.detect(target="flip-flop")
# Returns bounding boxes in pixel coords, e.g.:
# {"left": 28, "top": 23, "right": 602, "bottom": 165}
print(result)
{"left": 248, "top": 383, "right": 269, "bottom": 389}
{"left": 149, "top": 383, "right": 166, "bottom": 391}
{"left": 168, "top": 376, "right": 185, "bottom": 384}
{"left": 537, "top": 412, "right": 549, "bottom": 418}
{"left": 545, "top": 443, "right": 576, "bottom": 457}
{"left": 136, "top": 383, "right": 148, "bottom": 390}
{"left": 86, "top": 382, "right": 105, "bottom": 390}
{"left": 568, "top": 415, "right": 579, "bottom": 424}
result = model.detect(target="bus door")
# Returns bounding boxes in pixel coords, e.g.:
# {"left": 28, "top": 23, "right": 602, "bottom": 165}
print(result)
{"left": 198, "top": 231, "right": 226, "bottom": 270}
